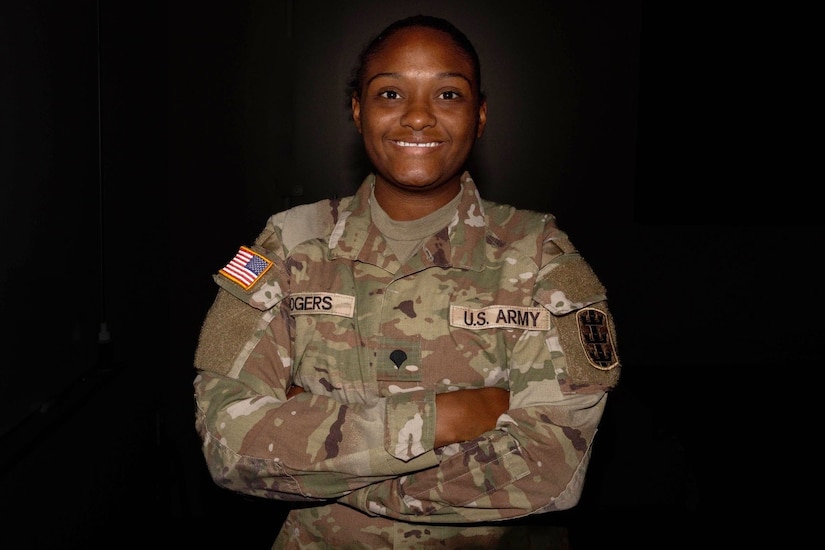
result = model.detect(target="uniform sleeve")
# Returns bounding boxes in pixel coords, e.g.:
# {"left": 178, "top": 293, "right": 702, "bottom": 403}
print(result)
{"left": 336, "top": 223, "right": 621, "bottom": 523}
{"left": 193, "top": 217, "right": 440, "bottom": 502}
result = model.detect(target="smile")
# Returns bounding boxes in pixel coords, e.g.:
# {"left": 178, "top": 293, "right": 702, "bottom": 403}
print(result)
{"left": 394, "top": 141, "right": 440, "bottom": 148}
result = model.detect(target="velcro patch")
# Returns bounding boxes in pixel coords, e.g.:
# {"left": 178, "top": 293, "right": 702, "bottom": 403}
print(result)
{"left": 218, "top": 246, "right": 273, "bottom": 290}
{"left": 288, "top": 292, "right": 355, "bottom": 318}
{"left": 450, "top": 305, "right": 550, "bottom": 330}
{"left": 576, "top": 307, "right": 618, "bottom": 370}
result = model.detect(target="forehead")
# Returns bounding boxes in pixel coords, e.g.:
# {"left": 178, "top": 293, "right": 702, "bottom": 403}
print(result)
{"left": 366, "top": 26, "right": 475, "bottom": 77}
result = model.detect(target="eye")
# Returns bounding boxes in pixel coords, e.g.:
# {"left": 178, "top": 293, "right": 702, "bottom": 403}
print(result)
{"left": 378, "top": 90, "right": 401, "bottom": 100}
{"left": 438, "top": 90, "right": 462, "bottom": 100}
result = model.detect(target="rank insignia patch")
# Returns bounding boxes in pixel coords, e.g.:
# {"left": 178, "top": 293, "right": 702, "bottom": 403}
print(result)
{"left": 219, "top": 246, "right": 272, "bottom": 290}
{"left": 576, "top": 307, "right": 618, "bottom": 371}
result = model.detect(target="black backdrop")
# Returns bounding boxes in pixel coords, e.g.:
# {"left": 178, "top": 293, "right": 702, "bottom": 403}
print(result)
{"left": 1, "top": 1, "right": 818, "bottom": 547}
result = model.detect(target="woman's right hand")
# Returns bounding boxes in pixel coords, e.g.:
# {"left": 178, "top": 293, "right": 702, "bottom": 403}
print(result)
{"left": 286, "top": 385, "right": 306, "bottom": 399}
{"left": 434, "top": 387, "right": 509, "bottom": 448}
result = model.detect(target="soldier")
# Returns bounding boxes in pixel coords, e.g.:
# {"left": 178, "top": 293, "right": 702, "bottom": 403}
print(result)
{"left": 193, "top": 14, "right": 620, "bottom": 549}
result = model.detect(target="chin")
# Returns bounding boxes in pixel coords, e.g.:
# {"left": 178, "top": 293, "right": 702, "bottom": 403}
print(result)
{"left": 389, "top": 167, "right": 441, "bottom": 189}
{"left": 396, "top": 177, "right": 440, "bottom": 190}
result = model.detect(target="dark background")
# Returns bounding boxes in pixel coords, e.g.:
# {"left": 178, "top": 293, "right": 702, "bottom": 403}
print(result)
{"left": 0, "top": 0, "right": 816, "bottom": 547}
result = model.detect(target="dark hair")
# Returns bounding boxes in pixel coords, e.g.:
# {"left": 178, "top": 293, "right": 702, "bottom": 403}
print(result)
{"left": 346, "top": 14, "right": 485, "bottom": 104}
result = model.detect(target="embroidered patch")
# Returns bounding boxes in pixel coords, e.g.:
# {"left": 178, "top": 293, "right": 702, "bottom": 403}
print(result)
{"left": 576, "top": 307, "right": 618, "bottom": 370}
{"left": 450, "top": 305, "right": 550, "bottom": 330}
{"left": 288, "top": 292, "right": 355, "bottom": 318}
{"left": 218, "top": 246, "right": 273, "bottom": 290}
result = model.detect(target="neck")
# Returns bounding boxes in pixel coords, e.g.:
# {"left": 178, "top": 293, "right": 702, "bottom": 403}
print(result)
{"left": 373, "top": 178, "right": 461, "bottom": 221}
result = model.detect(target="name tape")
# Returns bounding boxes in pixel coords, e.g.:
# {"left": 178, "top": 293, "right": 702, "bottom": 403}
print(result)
{"left": 449, "top": 305, "right": 550, "bottom": 330}
{"left": 288, "top": 292, "right": 355, "bottom": 318}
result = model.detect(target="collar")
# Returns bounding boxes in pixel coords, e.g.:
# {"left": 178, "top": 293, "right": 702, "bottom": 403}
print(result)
{"left": 328, "top": 172, "right": 489, "bottom": 273}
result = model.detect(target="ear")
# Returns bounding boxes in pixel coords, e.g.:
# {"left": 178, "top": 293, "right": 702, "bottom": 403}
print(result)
{"left": 351, "top": 94, "right": 363, "bottom": 134}
{"left": 476, "top": 98, "right": 488, "bottom": 138}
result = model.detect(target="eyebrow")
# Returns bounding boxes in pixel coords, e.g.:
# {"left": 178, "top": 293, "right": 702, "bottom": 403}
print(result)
{"left": 366, "top": 71, "right": 472, "bottom": 88}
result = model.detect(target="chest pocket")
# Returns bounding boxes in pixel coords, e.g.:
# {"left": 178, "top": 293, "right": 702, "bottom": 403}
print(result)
{"left": 375, "top": 337, "right": 422, "bottom": 383}
{"left": 289, "top": 291, "right": 362, "bottom": 396}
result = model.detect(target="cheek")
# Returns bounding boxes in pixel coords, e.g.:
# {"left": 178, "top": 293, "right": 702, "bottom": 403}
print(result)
{"left": 360, "top": 124, "right": 382, "bottom": 149}
{"left": 360, "top": 113, "right": 394, "bottom": 144}
{"left": 447, "top": 111, "right": 480, "bottom": 138}
{"left": 456, "top": 123, "right": 480, "bottom": 148}
{"left": 358, "top": 111, "right": 378, "bottom": 136}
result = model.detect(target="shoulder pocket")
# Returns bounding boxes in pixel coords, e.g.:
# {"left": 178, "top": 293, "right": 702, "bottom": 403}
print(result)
{"left": 533, "top": 255, "right": 620, "bottom": 388}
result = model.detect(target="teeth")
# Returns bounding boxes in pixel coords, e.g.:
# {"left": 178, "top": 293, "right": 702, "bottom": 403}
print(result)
{"left": 396, "top": 141, "right": 439, "bottom": 147}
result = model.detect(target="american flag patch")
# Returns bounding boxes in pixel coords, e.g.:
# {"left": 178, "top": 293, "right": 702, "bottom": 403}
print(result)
{"left": 219, "top": 246, "right": 273, "bottom": 290}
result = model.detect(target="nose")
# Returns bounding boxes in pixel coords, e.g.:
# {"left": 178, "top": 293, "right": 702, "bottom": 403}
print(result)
{"left": 400, "top": 96, "right": 436, "bottom": 130}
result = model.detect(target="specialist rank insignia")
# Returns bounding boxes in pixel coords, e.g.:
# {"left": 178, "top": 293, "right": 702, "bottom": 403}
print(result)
{"left": 576, "top": 307, "right": 618, "bottom": 370}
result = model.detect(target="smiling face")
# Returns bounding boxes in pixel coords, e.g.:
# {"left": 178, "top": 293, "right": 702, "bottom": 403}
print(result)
{"left": 351, "top": 26, "right": 487, "bottom": 209}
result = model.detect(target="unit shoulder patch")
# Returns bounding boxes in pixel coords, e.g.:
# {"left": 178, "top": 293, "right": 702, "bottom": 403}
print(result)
{"left": 576, "top": 307, "right": 619, "bottom": 371}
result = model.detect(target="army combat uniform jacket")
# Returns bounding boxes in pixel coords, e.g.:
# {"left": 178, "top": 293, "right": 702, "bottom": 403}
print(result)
{"left": 193, "top": 172, "right": 620, "bottom": 549}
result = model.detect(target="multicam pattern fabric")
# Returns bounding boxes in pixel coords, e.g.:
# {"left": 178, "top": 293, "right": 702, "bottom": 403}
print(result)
{"left": 193, "top": 172, "right": 620, "bottom": 548}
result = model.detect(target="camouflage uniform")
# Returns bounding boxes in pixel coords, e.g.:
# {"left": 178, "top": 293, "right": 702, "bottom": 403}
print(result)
{"left": 193, "top": 172, "right": 620, "bottom": 549}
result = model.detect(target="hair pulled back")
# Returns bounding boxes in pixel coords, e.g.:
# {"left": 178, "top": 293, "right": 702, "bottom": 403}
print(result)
{"left": 346, "top": 14, "right": 485, "bottom": 104}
